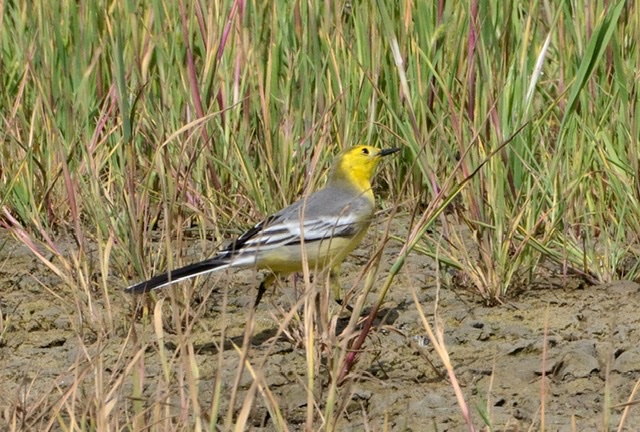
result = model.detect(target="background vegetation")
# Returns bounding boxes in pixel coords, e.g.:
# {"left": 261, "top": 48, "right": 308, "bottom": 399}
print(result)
{"left": 1, "top": 0, "right": 638, "bottom": 429}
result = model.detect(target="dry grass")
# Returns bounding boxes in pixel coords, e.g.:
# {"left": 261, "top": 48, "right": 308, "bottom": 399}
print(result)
{"left": 2, "top": 0, "right": 639, "bottom": 429}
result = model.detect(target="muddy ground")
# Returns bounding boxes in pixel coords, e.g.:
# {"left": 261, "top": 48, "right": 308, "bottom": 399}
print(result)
{"left": 1, "top": 227, "right": 640, "bottom": 431}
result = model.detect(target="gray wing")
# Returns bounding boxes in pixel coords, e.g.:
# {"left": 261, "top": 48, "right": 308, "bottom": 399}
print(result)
{"left": 220, "top": 186, "right": 374, "bottom": 259}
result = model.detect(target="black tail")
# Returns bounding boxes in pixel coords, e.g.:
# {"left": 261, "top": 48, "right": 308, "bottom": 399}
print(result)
{"left": 125, "top": 258, "right": 230, "bottom": 294}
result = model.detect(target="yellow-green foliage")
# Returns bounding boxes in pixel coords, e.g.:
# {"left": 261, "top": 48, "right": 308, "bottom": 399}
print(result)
{"left": 1, "top": 0, "right": 638, "bottom": 299}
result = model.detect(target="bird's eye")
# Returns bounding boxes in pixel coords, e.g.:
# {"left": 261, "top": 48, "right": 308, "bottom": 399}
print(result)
{"left": 361, "top": 147, "right": 369, "bottom": 155}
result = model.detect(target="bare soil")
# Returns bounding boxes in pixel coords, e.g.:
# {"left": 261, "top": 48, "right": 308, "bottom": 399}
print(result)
{"left": 1, "top": 229, "right": 639, "bottom": 431}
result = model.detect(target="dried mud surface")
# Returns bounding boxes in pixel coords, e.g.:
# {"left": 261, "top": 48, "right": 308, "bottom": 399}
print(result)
{"left": 1, "top": 229, "right": 640, "bottom": 431}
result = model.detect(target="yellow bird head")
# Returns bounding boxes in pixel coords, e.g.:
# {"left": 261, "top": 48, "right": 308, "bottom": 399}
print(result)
{"left": 329, "top": 145, "right": 400, "bottom": 189}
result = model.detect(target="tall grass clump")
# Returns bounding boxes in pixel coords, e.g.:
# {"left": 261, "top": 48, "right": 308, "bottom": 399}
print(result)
{"left": 376, "top": 0, "right": 639, "bottom": 303}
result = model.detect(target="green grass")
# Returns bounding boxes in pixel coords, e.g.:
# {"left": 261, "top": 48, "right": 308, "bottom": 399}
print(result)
{"left": 2, "top": 0, "right": 639, "bottom": 430}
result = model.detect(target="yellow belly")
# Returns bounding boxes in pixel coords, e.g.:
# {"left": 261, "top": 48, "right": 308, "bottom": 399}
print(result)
{"left": 255, "top": 226, "right": 369, "bottom": 274}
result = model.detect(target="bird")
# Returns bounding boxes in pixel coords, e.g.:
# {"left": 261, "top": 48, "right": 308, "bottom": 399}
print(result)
{"left": 125, "top": 145, "right": 400, "bottom": 307}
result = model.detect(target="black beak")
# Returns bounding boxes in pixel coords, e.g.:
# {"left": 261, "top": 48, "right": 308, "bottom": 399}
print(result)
{"left": 379, "top": 148, "right": 401, "bottom": 157}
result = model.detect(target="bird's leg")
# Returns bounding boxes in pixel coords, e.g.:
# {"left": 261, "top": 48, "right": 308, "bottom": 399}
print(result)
{"left": 330, "top": 265, "right": 353, "bottom": 312}
{"left": 330, "top": 265, "right": 342, "bottom": 303}
{"left": 254, "top": 272, "right": 276, "bottom": 308}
